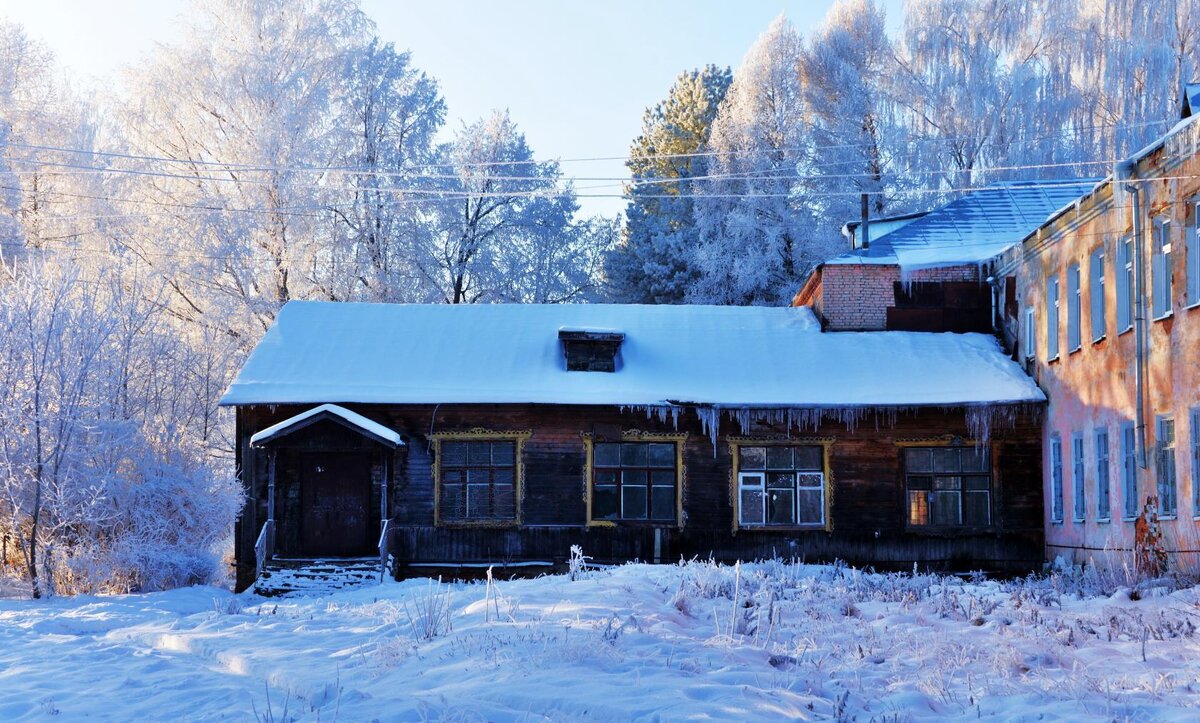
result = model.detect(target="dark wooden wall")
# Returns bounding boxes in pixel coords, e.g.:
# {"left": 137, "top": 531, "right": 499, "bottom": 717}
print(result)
{"left": 887, "top": 281, "right": 992, "bottom": 333}
{"left": 233, "top": 403, "right": 1044, "bottom": 590}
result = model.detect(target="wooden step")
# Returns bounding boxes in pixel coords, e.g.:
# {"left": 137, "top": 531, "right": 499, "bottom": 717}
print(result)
{"left": 254, "top": 557, "right": 385, "bottom": 597}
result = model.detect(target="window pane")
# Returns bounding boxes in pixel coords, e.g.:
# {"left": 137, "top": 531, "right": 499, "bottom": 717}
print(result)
{"left": 933, "top": 448, "right": 959, "bottom": 473}
{"left": 908, "top": 490, "right": 929, "bottom": 525}
{"left": 442, "top": 442, "right": 467, "bottom": 467}
{"left": 493, "top": 484, "right": 515, "bottom": 519}
{"left": 797, "top": 488, "right": 823, "bottom": 525}
{"left": 466, "top": 484, "right": 490, "bottom": 518}
{"left": 593, "top": 485, "right": 618, "bottom": 519}
{"left": 622, "top": 485, "right": 648, "bottom": 519}
{"left": 906, "top": 448, "right": 932, "bottom": 473}
{"left": 767, "top": 472, "right": 794, "bottom": 489}
{"left": 933, "top": 475, "right": 961, "bottom": 491}
{"left": 491, "top": 442, "right": 515, "bottom": 466}
{"left": 963, "top": 491, "right": 990, "bottom": 526}
{"left": 493, "top": 468, "right": 514, "bottom": 487}
{"left": 931, "top": 491, "right": 961, "bottom": 525}
{"left": 442, "top": 469, "right": 463, "bottom": 485}
{"left": 767, "top": 489, "right": 795, "bottom": 524}
{"left": 963, "top": 475, "right": 990, "bottom": 491}
{"left": 796, "top": 472, "right": 823, "bottom": 490}
{"left": 650, "top": 486, "right": 675, "bottom": 521}
{"left": 908, "top": 475, "right": 933, "bottom": 491}
{"left": 621, "top": 443, "right": 648, "bottom": 467}
{"left": 739, "top": 446, "right": 767, "bottom": 470}
{"left": 650, "top": 470, "right": 674, "bottom": 487}
{"left": 622, "top": 469, "right": 648, "bottom": 488}
{"left": 467, "top": 442, "right": 491, "bottom": 465}
{"left": 595, "top": 469, "right": 617, "bottom": 485}
{"left": 795, "top": 446, "right": 823, "bottom": 471}
{"left": 594, "top": 443, "right": 620, "bottom": 467}
{"left": 961, "top": 448, "right": 988, "bottom": 472}
{"left": 647, "top": 443, "right": 675, "bottom": 468}
{"left": 467, "top": 468, "right": 489, "bottom": 486}
{"left": 767, "top": 446, "right": 793, "bottom": 469}
{"left": 740, "top": 489, "right": 765, "bottom": 525}
{"left": 442, "top": 484, "right": 465, "bottom": 519}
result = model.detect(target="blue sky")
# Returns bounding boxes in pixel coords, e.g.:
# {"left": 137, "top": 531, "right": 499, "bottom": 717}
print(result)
{"left": 3, "top": 1, "right": 905, "bottom": 216}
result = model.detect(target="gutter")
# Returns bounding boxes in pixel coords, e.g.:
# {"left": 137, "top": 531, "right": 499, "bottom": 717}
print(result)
{"left": 1118, "top": 161, "right": 1150, "bottom": 471}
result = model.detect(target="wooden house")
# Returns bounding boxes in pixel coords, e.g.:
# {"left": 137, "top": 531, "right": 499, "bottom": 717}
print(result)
{"left": 222, "top": 302, "right": 1047, "bottom": 592}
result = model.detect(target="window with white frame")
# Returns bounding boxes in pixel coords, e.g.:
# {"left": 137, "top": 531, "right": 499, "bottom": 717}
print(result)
{"left": 1189, "top": 204, "right": 1200, "bottom": 307}
{"left": 1024, "top": 306, "right": 1036, "bottom": 360}
{"left": 1157, "top": 416, "right": 1177, "bottom": 516}
{"left": 736, "top": 445, "right": 824, "bottom": 527}
{"left": 1117, "top": 236, "right": 1134, "bottom": 332}
{"left": 1072, "top": 433, "right": 1086, "bottom": 521}
{"left": 1096, "top": 428, "right": 1110, "bottom": 520}
{"left": 1090, "top": 246, "right": 1106, "bottom": 342}
{"left": 905, "top": 446, "right": 991, "bottom": 527}
{"left": 1067, "top": 264, "right": 1082, "bottom": 351}
{"left": 1152, "top": 218, "right": 1172, "bottom": 319}
{"left": 1046, "top": 275, "right": 1060, "bottom": 360}
{"left": 1050, "top": 435, "right": 1064, "bottom": 522}
{"left": 1121, "top": 422, "right": 1138, "bottom": 519}
{"left": 1192, "top": 409, "right": 1200, "bottom": 517}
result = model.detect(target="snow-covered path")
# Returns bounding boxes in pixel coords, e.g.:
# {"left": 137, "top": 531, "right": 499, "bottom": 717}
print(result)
{"left": 1, "top": 562, "right": 1198, "bottom": 720}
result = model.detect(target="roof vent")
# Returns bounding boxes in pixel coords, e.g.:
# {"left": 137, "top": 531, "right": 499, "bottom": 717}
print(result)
{"left": 558, "top": 328, "right": 624, "bottom": 372}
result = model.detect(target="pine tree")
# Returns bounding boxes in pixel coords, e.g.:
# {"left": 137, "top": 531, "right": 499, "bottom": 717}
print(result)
{"left": 605, "top": 65, "right": 730, "bottom": 303}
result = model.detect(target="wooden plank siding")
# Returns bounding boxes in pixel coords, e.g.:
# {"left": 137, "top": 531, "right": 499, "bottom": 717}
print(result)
{"left": 233, "top": 403, "right": 1044, "bottom": 591}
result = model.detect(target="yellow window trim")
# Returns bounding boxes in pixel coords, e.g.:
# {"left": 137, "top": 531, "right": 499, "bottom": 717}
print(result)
{"left": 728, "top": 438, "right": 835, "bottom": 533}
{"left": 582, "top": 431, "right": 688, "bottom": 528}
{"left": 431, "top": 429, "right": 531, "bottom": 528}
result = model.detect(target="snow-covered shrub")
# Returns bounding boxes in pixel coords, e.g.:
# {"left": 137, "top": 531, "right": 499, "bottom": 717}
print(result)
{"left": 0, "top": 260, "right": 242, "bottom": 596}
{"left": 402, "top": 577, "right": 454, "bottom": 640}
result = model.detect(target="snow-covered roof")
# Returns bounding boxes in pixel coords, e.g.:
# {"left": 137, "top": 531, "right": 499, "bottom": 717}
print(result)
{"left": 249, "top": 403, "right": 404, "bottom": 447}
{"left": 1182, "top": 82, "right": 1200, "bottom": 119}
{"left": 221, "top": 301, "right": 1045, "bottom": 410}
{"left": 825, "top": 180, "right": 1100, "bottom": 272}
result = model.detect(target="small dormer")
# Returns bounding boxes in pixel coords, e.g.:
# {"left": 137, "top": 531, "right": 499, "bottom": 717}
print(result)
{"left": 558, "top": 327, "right": 624, "bottom": 372}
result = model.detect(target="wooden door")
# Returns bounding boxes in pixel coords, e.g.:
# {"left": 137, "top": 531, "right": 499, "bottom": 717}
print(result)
{"left": 299, "top": 452, "right": 372, "bottom": 557}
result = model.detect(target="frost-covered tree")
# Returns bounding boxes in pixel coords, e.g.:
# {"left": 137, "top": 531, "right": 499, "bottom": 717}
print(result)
{"left": 687, "top": 16, "right": 820, "bottom": 305}
{"left": 419, "top": 110, "right": 601, "bottom": 303}
{"left": 800, "top": 0, "right": 898, "bottom": 232}
{"left": 312, "top": 39, "right": 445, "bottom": 303}
{"left": 0, "top": 259, "right": 241, "bottom": 596}
{"left": 606, "top": 65, "right": 731, "bottom": 303}
{"left": 120, "top": 0, "right": 372, "bottom": 341}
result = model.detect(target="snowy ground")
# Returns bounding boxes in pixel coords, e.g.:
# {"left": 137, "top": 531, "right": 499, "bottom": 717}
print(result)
{"left": 1, "top": 561, "right": 1199, "bottom": 721}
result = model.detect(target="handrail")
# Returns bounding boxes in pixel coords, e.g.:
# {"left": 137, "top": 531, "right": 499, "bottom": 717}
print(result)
{"left": 378, "top": 518, "right": 392, "bottom": 582}
{"left": 254, "top": 519, "right": 275, "bottom": 579}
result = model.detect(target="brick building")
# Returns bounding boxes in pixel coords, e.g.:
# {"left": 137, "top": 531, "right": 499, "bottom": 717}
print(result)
{"left": 997, "top": 102, "right": 1200, "bottom": 572}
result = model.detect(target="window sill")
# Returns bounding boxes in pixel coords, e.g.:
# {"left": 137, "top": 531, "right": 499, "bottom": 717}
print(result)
{"left": 1097, "top": 517, "right": 1111, "bottom": 524}
{"left": 1185, "top": 301, "right": 1200, "bottom": 311}
{"left": 1159, "top": 515, "right": 1178, "bottom": 521}
{"left": 1122, "top": 516, "right": 1138, "bottom": 523}
{"left": 438, "top": 520, "right": 521, "bottom": 529}
{"left": 588, "top": 519, "right": 678, "bottom": 528}
{"left": 1069, "top": 346, "right": 1082, "bottom": 355}
{"left": 1051, "top": 519, "right": 1064, "bottom": 525}
{"left": 1072, "top": 517, "right": 1086, "bottom": 524}
{"left": 739, "top": 524, "right": 829, "bottom": 533}
{"left": 1118, "top": 326, "right": 1133, "bottom": 336}
{"left": 1091, "top": 335, "right": 1106, "bottom": 345}
{"left": 906, "top": 525, "right": 999, "bottom": 535}
{"left": 1152, "top": 311, "right": 1173, "bottom": 322}
{"left": 1047, "top": 355, "right": 1060, "bottom": 364}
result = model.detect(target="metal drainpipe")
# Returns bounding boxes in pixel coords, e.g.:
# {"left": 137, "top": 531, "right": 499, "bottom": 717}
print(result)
{"left": 1122, "top": 169, "right": 1150, "bottom": 471}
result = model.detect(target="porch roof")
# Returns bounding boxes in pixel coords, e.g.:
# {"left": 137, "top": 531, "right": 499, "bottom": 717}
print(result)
{"left": 221, "top": 302, "right": 1045, "bottom": 410}
{"left": 249, "top": 403, "right": 404, "bottom": 448}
